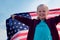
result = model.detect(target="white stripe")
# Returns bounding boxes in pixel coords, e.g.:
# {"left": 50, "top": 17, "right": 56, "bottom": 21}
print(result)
{"left": 13, "top": 35, "right": 27, "bottom": 40}
{"left": 49, "top": 11, "right": 60, "bottom": 13}
{"left": 47, "top": 14, "right": 60, "bottom": 17}
{"left": 58, "top": 31, "right": 60, "bottom": 35}
{"left": 11, "top": 30, "right": 28, "bottom": 40}
{"left": 56, "top": 24, "right": 60, "bottom": 28}
{"left": 31, "top": 14, "right": 60, "bottom": 19}
{"left": 20, "top": 30, "right": 29, "bottom": 33}
{"left": 31, "top": 16, "right": 37, "bottom": 19}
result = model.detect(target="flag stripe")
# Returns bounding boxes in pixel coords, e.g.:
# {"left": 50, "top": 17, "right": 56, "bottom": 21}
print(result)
{"left": 20, "top": 38, "right": 27, "bottom": 40}
{"left": 11, "top": 30, "right": 28, "bottom": 40}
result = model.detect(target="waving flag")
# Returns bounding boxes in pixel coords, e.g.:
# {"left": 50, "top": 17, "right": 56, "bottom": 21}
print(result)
{"left": 6, "top": 8, "right": 60, "bottom": 40}
{"left": 6, "top": 13, "right": 31, "bottom": 40}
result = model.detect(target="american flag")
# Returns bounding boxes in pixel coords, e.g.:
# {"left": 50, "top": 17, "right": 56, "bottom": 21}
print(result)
{"left": 6, "top": 13, "right": 31, "bottom": 40}
{"left": 6, "top": 8, "right": 60, "bottom": 40}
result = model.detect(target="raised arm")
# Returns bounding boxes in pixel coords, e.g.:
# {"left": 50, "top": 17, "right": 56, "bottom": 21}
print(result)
{"left": 11, "top": 15, "right": 33, "bottom": 26}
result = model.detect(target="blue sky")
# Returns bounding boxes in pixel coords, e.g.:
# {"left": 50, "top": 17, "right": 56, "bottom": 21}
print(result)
{"left": 0, "top": 0, "right": 60, "bottom": 40}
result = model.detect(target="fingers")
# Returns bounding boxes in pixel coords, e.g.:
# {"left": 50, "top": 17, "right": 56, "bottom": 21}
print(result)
{"left": 11, "top": 15, "right": 16, "bottom": 20}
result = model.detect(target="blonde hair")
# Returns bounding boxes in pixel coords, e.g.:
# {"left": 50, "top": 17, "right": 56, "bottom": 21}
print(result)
{"left": 37, "top": 4, "right": 48, "bottom": 10}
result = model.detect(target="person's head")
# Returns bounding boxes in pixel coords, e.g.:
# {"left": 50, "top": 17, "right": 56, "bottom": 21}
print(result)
{"left": 37, "top": 4, "right": 49, "bottom": 20}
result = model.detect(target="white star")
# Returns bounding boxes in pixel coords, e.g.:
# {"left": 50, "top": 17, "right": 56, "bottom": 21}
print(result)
{"left": 18, "top": 22, "right": 21, "bottom": 25}
{"left": 16, "top": 26, "right": 18, "bottom": 28}
{"left": 22, "top": 24, "right": 25, "bottom": 26}
{"left": 18, "top": 29, "right": 20, "bottom": 31}
{"left": 14, "top": 30, "right": 16, "bottom": 32}
{"left": 26, "top": 26, "right": 28, "bottom": 28}
{"left": 14, "top": 22, "right": 16, "bottom": 24}
{"left": 10, "top": 28, "right": 12, "bottom": 30}
{"left": 24, "top": 28, "right": 27, "bottom": 30}
{"left": 8, "top": 32, "right": 10, "bottom": 35}
{"left": 13, "top": 26, "right": 15, "bottom": 29}
{"left": 11, "top": 31, "right": 13, "bottom": 33}
{"left": 27, "top": 14, "right": 29, "bottom": 16}
{"left": 10, "top": 23, "right": 12, "bottom": 25}
{"left": 20, "top": 26, "right": 22, "bottom": 29}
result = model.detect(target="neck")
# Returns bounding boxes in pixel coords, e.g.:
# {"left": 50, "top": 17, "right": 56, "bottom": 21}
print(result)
{"left": 39, "top": 18, "right": 46, "bottom": 20}
{"left": 37, "top": 17, "right": 47, "bottom": 21}
{"left": 37, "top": 17, "right": 45, "bottom": 19}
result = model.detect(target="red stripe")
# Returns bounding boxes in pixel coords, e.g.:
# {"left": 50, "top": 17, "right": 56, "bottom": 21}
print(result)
{"left": 49, "top": 11, "right": 60, "bottom": 14}
{"left": 49, "top": 8, "right": 60, "bottom": 11}
{"left": 57, "top": 23, "right": 60, "bottom": 24}
{"left": 11, "top": 32, "right": 28, "bottom": 40}
{"left": 57, "top": 28, "right": 60, "bottom": 31}
{"left": 20, "top": 38, "right": 27, "bottom": 40}
{"left": 30, "top": 11, "right": 60, "bottom": 16}
{"left": 30, "top": 13, "right": 37, "bottom": 16}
